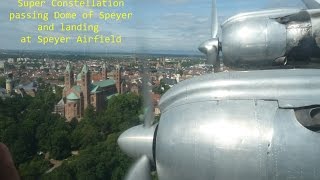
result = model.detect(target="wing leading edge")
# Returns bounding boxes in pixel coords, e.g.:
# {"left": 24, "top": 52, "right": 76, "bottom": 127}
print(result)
{"left": 302, "top": 0, "right": 320, "bottom": 9}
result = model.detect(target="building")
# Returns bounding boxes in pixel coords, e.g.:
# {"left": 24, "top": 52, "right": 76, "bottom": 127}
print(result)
{"left": 4, "top": 72, "right": 15, "bottom": 95}
{"left": 7, "top": 58, "right": 15, "bottom": 64}
{"left": 162, "top": 77, "right": 177, "bottom": 87}
{"left": 130, "top": 83, "right": 140, "bottom": 94}
{"left": 15, "top": 82, "right": 38, "bottom": 97}
{"left": 58, "top": 62, "right": 117, "bottom": 121}
{"left": 0, "top": 61, "right": 5, "bottom": 69}
{"left": 114, "top": 65, "right": 123, "bottom": 94}
{"left": 6, "top": 78, "right": 13, "bottom": 94}
{"left": 54, "top": 99, "right": 65, "bottom": 117}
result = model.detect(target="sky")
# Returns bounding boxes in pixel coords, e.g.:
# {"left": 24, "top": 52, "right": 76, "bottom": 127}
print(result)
{"left": 0, "top": 0, "right": 307, "bottom": 54}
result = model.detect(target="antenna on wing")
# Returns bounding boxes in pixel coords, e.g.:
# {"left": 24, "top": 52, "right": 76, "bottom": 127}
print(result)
{"left": 199, "top": 0, "right": 221, "bottom": 73}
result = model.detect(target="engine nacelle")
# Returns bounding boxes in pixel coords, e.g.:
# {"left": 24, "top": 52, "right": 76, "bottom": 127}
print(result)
{"left": 157, "top": 69, "right": 320, "bottom": 180}
{"left": 222, "top": 9, "right": 320, "bottom": 67}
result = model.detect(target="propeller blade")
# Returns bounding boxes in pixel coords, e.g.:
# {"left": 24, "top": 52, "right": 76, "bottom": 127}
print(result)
{"left": 125, "top": 155, "right": 151, "bottom": 180}
{"left": 199, "top": 0, "right": 221, "bottom": 71}
{"left": 141, "top": 61, "right": 154, "bottom": 128}
{"left": 212, "top": 0, "right": 218, "bottom": 38}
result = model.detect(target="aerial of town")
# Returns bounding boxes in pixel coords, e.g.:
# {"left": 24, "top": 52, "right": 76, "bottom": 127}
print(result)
{"left": 0, "top": 50, "right": 211, "bottom": 119}
{"left": 3, "top": 0, "right": 320, "bottom": 179}
{"left": 0, "top": 50, "right": 211, "bottom": 179}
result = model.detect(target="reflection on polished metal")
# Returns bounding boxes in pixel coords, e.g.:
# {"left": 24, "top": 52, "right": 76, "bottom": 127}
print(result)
{"left": 119, "top": 69, "right": 320, "bottom": 180}
{"left": 156, "top": 69, "right": 320, "bottom": 180}
{"left": 198, "top": 38, "right": 220, "bottom": 72}
{"left": 200, "top": 0, "right": 320, "bottom": 69}
{"left": 160, "top": 69, "right": 320, "bottom": 110}
{"left": 119, "top": 0, "right": 320, "bottom": 179}
{"left": 117, "top": 124, "right": 157, "bottom": 162}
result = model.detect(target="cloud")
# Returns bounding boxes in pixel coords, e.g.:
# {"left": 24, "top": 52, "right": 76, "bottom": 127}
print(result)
{"left": 0, "top": 0, "right": 308, "bottom": 53}
{"left": 160, "top": 0, "right": 192, "bottom": 4}
{"left": 265, "top": 0, "right": 305, "bottom": 8}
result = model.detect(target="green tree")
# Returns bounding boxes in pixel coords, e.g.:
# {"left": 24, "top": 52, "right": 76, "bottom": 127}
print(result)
{"left": 70, "top": 106, "right": 101, "bottom": 150}
{"left": 41, "top": 164, "right": 74, "bottom": 180}
{"left": 50, "top": 130, "right": 71, "bottom": 160}
{"left": 0, "top": 87, "right": 143, "bottom": 179}
{"left": 0, "top": 76, "right": 5, "bottom": 88}
{"left": 19, "top": 157, "right": 51, "bottom": 180}
{"left": 104, "top": 93, "right": 141, "bottom": 132}
{"left": 45, "top": 93, "right": 142, "bottom": 179}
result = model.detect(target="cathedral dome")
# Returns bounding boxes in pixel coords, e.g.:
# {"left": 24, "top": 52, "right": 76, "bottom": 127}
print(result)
{"left": 67, "top": 92, "right": 80, "bottom": 101}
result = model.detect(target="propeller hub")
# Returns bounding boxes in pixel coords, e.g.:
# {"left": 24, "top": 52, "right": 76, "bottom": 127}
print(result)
{"left": 118, "top": 124, "right": 157, "bottom": 162}
{"left": 198, "top": 38, "right": 219, "bottom": 54}
{"left": 199, "top": 38, "right": 220, "bottom": 70}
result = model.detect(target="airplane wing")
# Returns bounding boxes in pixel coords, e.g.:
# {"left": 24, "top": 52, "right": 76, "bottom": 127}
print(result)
{"left": 302, "top": 0, "right": 320, "bottom": 9}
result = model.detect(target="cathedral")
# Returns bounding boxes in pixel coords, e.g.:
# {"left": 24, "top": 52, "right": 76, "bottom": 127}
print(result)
{"left": 58, "top": 62, "right": 119, "bottom": 121}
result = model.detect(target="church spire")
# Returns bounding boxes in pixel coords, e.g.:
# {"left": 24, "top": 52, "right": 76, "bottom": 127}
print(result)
{"left": 65, "top": 62, "right": 72, "bottom": 73}
{"left": 81, "top": 63, "right": 89, "bottom": 74}
{"left": 102, "top": 62, "right": 108, "bottom": 80}
{"left": 114, "top": 64, "right": 122, "bottom": 94}
{"left": 64, "top": 62, "right": 74, "bottom": 91}
{"left": 80, "top": 63, "right": 91, "bottom": 111}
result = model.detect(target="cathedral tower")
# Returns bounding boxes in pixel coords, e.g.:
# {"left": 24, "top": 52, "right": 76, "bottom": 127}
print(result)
{"left": 63, "top": 62, "right": 74, "bottom": 97}
{"left": 114, "top": 65, "right": 122, "bottom": 94}
{"left": 102, "top": 62, "right": 108, "bottom": 80}
{"left": 80, "top": 64, "right": 91, "bottom": 110}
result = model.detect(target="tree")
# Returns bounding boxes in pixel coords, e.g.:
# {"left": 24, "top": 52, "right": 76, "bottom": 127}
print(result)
{"left": 0, "top": 86, "right": 143, "bottom": 179}
{"left": 104, "top": 93, "right": 141, "bottom": 132}
{"left": 70, "top": 106, "right": 102, "bottom": 150}
{"left": 44, "top": 93, "right": 142, "bottom": 179}
{"left": 46, "top": 134, "right": 132, "bottom": 180}
{"left": 0, "top": 76, "right": 5, "bottom": 88}
{"left": 19, "top": 157, "right": 51, "bottom": 180}
{"left": 57, "top": 76, "right": 64, "bottom": 82}
{"left": 71, "top": 123, "right": 102, "bottom": 150}
{"left": 50, "top": 130, "right": 71, "bottom": 160}
{"left": 41, "top": 164, "right": 74, "bottom": 180}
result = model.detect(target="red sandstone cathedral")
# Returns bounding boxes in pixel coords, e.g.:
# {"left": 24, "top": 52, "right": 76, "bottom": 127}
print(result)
{"left": 55, "top": 62, "right": 121, "bottom": 121}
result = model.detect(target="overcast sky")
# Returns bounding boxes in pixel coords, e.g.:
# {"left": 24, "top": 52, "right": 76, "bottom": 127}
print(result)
{"left": 0, "top": 0, "right": 307, "bottom": 54}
